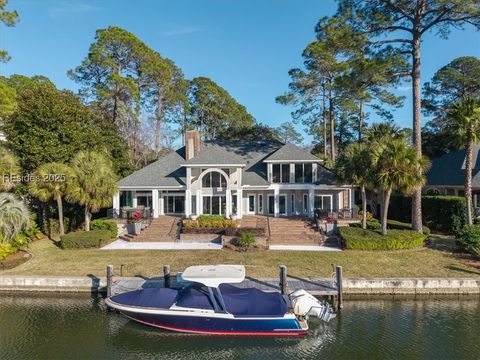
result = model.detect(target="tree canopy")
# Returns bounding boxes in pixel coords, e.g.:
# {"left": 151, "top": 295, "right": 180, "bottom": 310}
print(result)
{"left": 188, "top": 77, "right": 255, "bottom": 140}
{"left": 0, "top": 0, "right": 18, "bottom": 63}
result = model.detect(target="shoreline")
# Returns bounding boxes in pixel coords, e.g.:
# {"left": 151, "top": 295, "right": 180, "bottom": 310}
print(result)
{"left": 1, "top": 275, "right": 479, "bottom": 295}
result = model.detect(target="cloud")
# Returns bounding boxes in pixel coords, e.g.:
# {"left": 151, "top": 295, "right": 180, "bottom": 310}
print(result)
{"left": 48, "top": 1, "right": 99, "bottom": 17}
{"left": 160, "top": 25, "right": 202, "bottom": 37}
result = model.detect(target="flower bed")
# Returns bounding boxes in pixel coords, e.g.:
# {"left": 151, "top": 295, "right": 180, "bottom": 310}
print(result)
{"left": 339, "top": 227, "right": 426, "bottom": 250}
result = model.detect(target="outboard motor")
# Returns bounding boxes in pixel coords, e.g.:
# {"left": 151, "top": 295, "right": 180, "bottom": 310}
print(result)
{"left": 289, "top": 289, "right": 336, "bottom": 322}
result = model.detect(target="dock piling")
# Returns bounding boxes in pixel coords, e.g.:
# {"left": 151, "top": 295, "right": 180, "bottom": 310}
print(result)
{"left": 163, "top": 265, "right": 171, "bottom": 288}
{"left": 106, "top": 265, "right": 113, "bottom": 298}
{"left": 335, "top": 265, "right": 343, "bottom": 309}
{"left": 279, "top": 265, "right": 287, "bottom": 295}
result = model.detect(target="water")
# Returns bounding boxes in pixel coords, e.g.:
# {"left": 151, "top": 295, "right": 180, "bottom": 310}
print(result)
{"left": 0, "top": 292, "right": 479, "bottom": 360}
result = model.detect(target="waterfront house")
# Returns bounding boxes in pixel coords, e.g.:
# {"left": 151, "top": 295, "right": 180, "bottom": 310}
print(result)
{"left": 424, "top": 145, "right": 480, "bottom": 211}
{"left": 112, "top": 131, "right": 354, "bottom": 220}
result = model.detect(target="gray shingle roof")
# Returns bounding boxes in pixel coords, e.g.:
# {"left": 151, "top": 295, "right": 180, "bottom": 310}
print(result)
{"left": 427, "top": 145, "right": 480, "bottom": 187}
{"left": 264, "top": 143, "right": 320, "bottom": 162}
{"left": 117, "top": 140, "right": 336, "bottom": 188}
{"left": 118, "top": 148, "right": 186, "bottom": 187}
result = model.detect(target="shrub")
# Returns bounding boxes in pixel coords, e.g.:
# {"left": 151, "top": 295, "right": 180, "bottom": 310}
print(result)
{"left": 91, "top": 219, "right": 118, "bottom": 238}
{"left": 339, "top": 227, "right": 426, "bottom": 250}
{"left": 456, "top": 225, "right": 480, "bottom": 256}
{"left": 237, "top": 232, "right": 256, "bottom": 248}
{"left": 387, "top": 220, "right": 431, "bottom": 236}
{"left": 0, "top": 243, "right": 17, "bottom": 260}
{"left": 357, "top": 211, "right": 373, "bottom": 221}
{"left": 350, "top": 219, "right": 381, "bottom": 231}
{"left": 388, "top": 195, "right": 467, "bottom": 234}
{"left": 183, "top": 217, "right": 237, "bottom": 234}
{"left": 59, "top": 229, "right": 112, "bottom": 249}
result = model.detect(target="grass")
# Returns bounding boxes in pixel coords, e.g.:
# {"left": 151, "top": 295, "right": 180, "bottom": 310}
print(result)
{"left": 1, "top": 234, "right": 478, "bottom": 279}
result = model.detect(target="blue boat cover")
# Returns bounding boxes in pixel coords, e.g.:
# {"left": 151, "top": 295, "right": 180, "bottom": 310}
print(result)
{"left": 110, "top": 287, "right": 179, "bottom": 309}
{"left": 220, "top": 284, "right": 288, "bottom": 317}
{"left": 110, "top": 284, "right": 287, "bottom": 317}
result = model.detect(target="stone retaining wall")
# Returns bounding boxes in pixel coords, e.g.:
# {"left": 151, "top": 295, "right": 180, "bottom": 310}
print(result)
{"left": 0, "top": 276, "right": 479, "bottom": 294}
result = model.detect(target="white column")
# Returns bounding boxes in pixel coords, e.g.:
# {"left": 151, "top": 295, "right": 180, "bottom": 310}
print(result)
{"left": 225, "top": 189, "right": 232, "bottom": 218}
{"left": 289, "top": 163, "right": 295, "bottom": 183}
{"left": 308, "top": 188, "right": 314, "bottom": 218}
{"left": 349, "top": 188, "right": 354, "bottom": 209}
{"left": 112, "top": 192, "right": 120, "bottom": 218}
{"left": 132, "top": 191, "right": 138, "bottom": 208}
{"left": 185, "top": 189, "right": 191, "bottom": 218}
{"left": 159, "top": 193, "right": 165, "bottom": 215}
{"left": 237, "top": 189, "right": 243, "bottom": 219}
{"left": 196, "top": 189, "right": 202, "bottom": 215}
{"left": 152, "top": 189, "right": 159, "bottom": 218}
{"left": 274, "top": 187, "right": 279, "bottom": 217}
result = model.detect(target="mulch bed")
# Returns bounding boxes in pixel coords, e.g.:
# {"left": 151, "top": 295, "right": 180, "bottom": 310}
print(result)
{"left": 0, "top": 250, "right": 32, "bottom": 271}
{"left": 223, "top": 243, "right": 268, "bottom": 253}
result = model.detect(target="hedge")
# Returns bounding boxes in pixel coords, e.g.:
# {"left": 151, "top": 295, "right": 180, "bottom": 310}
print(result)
{"left": 59, "top": 230, "right": 112, "bottom": 249}
{"left": 456, "top": 225, "right": 480, "bottom": 256}
{"left": 388, "top": 195, "right": 467, "bottom": 234}
{"left": 91, "top": 219, "right": 118, "bottom": 238}
{"left": 339, "top": 227, "right": 426, "bottom": 250}
{"left": 386, "top": 220, "right": 430, "bottom": 236}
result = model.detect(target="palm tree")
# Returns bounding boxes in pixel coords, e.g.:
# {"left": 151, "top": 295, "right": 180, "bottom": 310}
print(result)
{"left": 335, "top": 142, "right": 372, "bottom": 229}
{"left": 0, "top": 193, "right": 30, "bottom": 242}
{"left": 28, "top": 163, "right": 75, "bottom": 236}
{"left": 372, "top": 139, "right": 430, "bottom": 236}
{"left": 0, "top": 146, "right": 20, "bottom": 191}
{"left": 446, "top": 98, "right": 480, "bottom": 225}
{"left": 363, "top": 123, "right": 407, "bottom": 144}
{"left": 68, "top": 151, "right": 118, "bottom": 231}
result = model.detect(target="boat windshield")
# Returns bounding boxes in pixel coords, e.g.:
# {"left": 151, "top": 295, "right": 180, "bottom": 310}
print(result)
{"left": 181, "top": 265, "right": 245, "bottom": 288}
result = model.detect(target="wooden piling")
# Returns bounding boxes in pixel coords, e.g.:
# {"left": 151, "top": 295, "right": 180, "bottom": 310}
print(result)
{"left": 336, "top": 265, "right": 343, "bottom": 309}
{"left": 163, "top": 265, "right": 171, "bottom": 288}
{"left": 106, "top": 265, "right": 113, "bottom": 298}
{"left": 279, "top": 265, "right": 287, "bottom": 295}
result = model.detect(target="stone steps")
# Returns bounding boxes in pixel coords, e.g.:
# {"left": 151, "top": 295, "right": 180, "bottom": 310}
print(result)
{"left": 267, "top": 217, "right": 323, "bottom": 246}
{"left": 125, "top": 216, "right": 180, "bottom": 242}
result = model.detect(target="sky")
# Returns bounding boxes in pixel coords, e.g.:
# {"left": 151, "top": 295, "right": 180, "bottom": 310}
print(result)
{"left": 1, "top": 0, "right": 479, "bottom": 144}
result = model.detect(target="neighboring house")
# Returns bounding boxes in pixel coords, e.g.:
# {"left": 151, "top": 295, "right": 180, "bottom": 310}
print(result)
{"left": 424, "top": 145, "right": 480, "bottom": 210}
{"left": 113, "top": 131, "right": 354, "bottom": 219}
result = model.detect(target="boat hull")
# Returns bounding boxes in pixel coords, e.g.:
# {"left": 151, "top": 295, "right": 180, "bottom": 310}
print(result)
{"left": 117, "top": 309, "right": 307, "bottom": 336}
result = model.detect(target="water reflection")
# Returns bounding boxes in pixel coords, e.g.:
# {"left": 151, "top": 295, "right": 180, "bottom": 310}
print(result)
{"left": 0, "top": 292, "right": 479, "bottom": 360}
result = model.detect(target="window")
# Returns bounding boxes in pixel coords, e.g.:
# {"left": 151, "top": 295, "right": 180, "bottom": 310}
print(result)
{"left": 272, "top": 164, "right": 290, "bottom": 183}
{"left": 291, "top": 194, "right": 295, "bottom": 214}
{"left": 191, "top": 195, "right": 197, "bottom": 215}
{"left": 268, "top": 196, "right": 275, "bottom": 214}
{"left": 164, "top": 195, "right": 184, "bottom": 214}
{"left": 475, "top": 193, "right": 480, "bottom": 207}
{"left": 202, "top": 171, "right": 227, "bottom": 188}
{"left": 258, "top": 194, "right": 263, "bottom": 214}
{"left": 458, "top": 190, "right": 465, "bottom": 197}
{"left": 314, "top": 195, "right": 332, "bottom": 211}
{"left": 202, "top": 196, "right": 226, "bottom": 215}
{"left": 136, "top": 194, "right": 152, "bottom": 207}
{"left": 279, "top": 195, "right": 286, "bottom": 214}
{"left": 303, "top": 194, "right": 308, "bottom": 214}
{"left": 294, "top": 163, "right": 313, "bottom": 183}
{"left": 446, "top": 188, "right": 455, "bottom": 196}
{"left": 281, "top": 164, "right": 290, "bottom": 183}
{"left": 248, "top": 194, "right": 255, "bottom": 213}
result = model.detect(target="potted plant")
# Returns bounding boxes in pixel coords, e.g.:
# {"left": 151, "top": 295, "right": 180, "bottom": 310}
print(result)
{"left": 127, "top": 210, "right": 143, "bottom": 235}
{"left": 324, "top": 215, "right": 336, "bottom": 235}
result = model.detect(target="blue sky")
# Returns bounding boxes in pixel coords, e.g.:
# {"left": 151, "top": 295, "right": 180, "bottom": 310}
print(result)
{"left": 1, "top": 0, "right": 479, "bottom": 144}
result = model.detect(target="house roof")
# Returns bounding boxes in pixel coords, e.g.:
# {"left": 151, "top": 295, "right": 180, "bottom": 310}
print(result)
{"left": 426, "top": 145, "right": 480, "bottom": 187}
{"left": 118, "top": 148, "right": 186, "bottom": 187}
{"left": 263, "top": 143, "right": 320, "bottom": 162}
{"left": 117, "top": 139, "right": 336, "bottom": 188}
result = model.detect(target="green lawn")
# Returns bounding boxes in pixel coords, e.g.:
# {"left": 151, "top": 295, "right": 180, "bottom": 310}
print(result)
{"left": 2, "top": 235, "right": 479, "bottom": 279}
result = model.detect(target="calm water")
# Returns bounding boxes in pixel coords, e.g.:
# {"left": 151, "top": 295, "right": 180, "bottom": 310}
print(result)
{"left": 0, "top": 293, "right": 479, "bottom": 360}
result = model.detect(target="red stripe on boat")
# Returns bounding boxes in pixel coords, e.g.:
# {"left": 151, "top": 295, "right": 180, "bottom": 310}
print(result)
{"left": 126, "top": 316, "right": 307, "bottom": 336}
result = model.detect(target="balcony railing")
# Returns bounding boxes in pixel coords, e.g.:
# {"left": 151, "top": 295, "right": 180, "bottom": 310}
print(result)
{"left": 107, "top": 207, "right": 153, "bottom": 222}
{"left": 314, "top": 208, "right": 358, "bottom": 221}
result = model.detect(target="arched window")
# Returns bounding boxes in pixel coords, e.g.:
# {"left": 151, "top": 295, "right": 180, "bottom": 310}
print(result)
{"left": 200, "top": 169, "right": 229, "bottom": 188}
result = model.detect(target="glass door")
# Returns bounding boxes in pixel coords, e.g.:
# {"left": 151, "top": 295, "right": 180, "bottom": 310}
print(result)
{"left": 247, "top": 194, "right": 256, "bottom": 214}
{"left": 268, "top": 195, "right": 275, "bottom": 215}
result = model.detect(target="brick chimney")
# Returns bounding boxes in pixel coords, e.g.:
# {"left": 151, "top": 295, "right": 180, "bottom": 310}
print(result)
{"left": 185, "top": 130, "right": 201, "bottom": 160}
